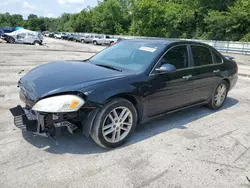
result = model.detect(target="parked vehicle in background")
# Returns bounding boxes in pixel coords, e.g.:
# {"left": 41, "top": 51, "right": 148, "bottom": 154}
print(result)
{"left": 61, "top": 33, "right": 70, "bottom": 40}
{"left": 43, "top": 31, "right": 50, "bottom": 37}
{"left": 10, "top": 39, "right": 238, "bottom": 148}
{"left": 54, "top": 32, "right": 61, "bottom": 39}
{"left": 15, "top": 26, "right": 24, "bottom": 30}
{"left": 54, "top": 32, "right": 65, "bottom": 39}
{"left": 0, "top": 28, "right": 4, "bottom": 37}
{"left": 2, "top": 29, "right": 43, "bottom": 45}
{"left": 80, "top": 34, "right": 89, "bottom": 43}
{"left": 2, "top": 26, "right": 15, "bottom": 33}
{"left": 81, "top": 34, "right": 100, "bottom": 44}
{"left": 67, "top": 34, "right": 80, "bottom": 41}
{"left": 72, "top": 34, "right": 81, "bottom": 42}
{"left": 111, "top": 37, "right": 126, "bottom": 45}
{"left": 48, "top": 32, "right": 55, "bottom": 38}
{"left": 95, "top": 35, "right": 118, "bottom": 45}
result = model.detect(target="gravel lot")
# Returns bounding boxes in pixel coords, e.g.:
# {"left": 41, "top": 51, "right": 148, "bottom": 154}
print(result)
{"left": 0, "top": 38, "right": 250, "bottom": 188}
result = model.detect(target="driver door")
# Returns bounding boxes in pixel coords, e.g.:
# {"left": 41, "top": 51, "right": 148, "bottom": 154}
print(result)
{"left": 146, "top": 45, "right": 194, "bottom": 117}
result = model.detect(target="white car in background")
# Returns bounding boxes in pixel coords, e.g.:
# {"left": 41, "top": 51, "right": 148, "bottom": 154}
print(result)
{"left": 54, "top": 32, "right": 65, "bottom": 39}
{"left": 81, "top": 34, "right": 100, "bottom": 44}
{"left": 2, "top": 29, "right": 43, "bottom": 45}
{"left": 95, "top": 35, "right": 118, "bottom": 45}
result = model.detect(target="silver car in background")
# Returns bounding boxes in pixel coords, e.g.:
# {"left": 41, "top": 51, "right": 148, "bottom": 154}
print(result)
{"left": 81, "top": 34, "right": 100, "bottom": 44}
{"left": 95, "top": 35, "right": 118, "bottom": 45}
{"left": 3, "top": 29, "right": 43, "bottom": 45}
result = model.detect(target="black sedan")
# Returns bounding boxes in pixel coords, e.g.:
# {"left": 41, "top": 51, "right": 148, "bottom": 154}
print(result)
{"left": 10, "top": 39, "right": 238, "bottom": 148}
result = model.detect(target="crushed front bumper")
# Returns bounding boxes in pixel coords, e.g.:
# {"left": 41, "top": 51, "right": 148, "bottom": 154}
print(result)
{"left": 9, "top": 105, "right": 78, "bottom": 137}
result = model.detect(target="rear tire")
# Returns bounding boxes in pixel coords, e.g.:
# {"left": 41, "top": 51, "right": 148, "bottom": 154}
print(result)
{"left": 208, "top": 80, "right": 229, "bottom": 110}
{"left": 91, "top": 98, "right": 137, "bottom": 149}
{"left": 81, "top": 39, "right": 85, "bottom": 43}
{"left": 33, "top": 41, "right": 40, "bottom": 46}
{"left": 93, "top": 41, "right": 98, "bottom": 45}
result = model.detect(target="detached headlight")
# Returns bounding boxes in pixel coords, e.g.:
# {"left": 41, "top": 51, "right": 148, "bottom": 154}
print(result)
{"left": 32, "top": 95, "right": 85, "bottom": 113}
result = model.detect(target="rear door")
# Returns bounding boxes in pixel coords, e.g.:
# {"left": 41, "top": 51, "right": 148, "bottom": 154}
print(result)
{"left": 189, "top": 45, "right": 223, "bottom": 103}
{"left": 146, "top": 45, "right": 194, "bottom": 116}
{"left": 99, "top": 35, "right": 105, "bottom": 44}
{"left": 86, "top": 35, "right": 93, "bottom": 43}
{"left": 25, "top": 33, "right": 35, "bottom": 44}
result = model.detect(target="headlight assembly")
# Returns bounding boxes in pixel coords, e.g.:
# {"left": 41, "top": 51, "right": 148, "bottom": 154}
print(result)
{"left": 32, "top": 95, "right": 85, "bottom": 113}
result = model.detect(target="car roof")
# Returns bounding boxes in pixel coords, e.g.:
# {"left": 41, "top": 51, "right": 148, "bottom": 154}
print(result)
{"left": 126, "top": 39, "right": 210, "bottom": 47}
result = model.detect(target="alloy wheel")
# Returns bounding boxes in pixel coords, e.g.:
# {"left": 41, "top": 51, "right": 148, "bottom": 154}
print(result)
{"left": 102, "top": 107, "right": 133, "bottom": 143}
{"left": 214, "top": 83, "right": 227, "bottom": 107}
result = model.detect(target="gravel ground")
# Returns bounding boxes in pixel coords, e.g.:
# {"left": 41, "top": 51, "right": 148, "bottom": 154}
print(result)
{"left": 0, "top": 38, "right": 250, "bottom": 188}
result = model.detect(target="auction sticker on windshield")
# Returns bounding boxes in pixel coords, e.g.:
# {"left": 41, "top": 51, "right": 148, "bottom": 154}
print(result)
{"left": 139, "top": 46, "right": 157, "bottom": 52}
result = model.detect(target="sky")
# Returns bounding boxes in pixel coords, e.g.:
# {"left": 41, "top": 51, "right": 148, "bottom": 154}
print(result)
{"left": 0, "top": 0, "right": 99, "bottom": 18}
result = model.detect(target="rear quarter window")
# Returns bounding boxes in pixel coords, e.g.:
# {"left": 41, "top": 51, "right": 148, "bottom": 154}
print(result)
{"left": 213, "top": 52, "right": 223, "bottom": 64}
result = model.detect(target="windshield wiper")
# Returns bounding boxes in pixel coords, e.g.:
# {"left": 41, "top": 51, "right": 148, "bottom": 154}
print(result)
{"left": 95, "top": 64, "right": 122, "bottom": 72}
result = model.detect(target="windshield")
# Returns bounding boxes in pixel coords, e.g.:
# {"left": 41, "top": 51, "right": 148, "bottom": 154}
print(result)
{"left": 89, "top": 41, "right": 165, "bottom": 71}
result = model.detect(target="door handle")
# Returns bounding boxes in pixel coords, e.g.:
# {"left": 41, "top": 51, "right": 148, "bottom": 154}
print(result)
{"left": 213, "top": 69, "right": 220, "bottom": 73}
{"left": 183, "top": 75, "right": 192, "bottom": 80}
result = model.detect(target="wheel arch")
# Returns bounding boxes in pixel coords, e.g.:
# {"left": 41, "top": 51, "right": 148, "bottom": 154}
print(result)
{"left": 104, "top": 94, "right": 144, "bottom": 124}
{"left": 33, "top": 40, "right": 40, "bottom": 45}
{"left": 223, "top": 78, "right": 231, "bottom": 89}
{"left": 81, "top": 93, "right": 144, "bottom": 138}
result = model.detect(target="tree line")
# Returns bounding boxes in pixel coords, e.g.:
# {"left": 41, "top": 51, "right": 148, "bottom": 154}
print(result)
{"left": 0, "top": 0, "right": 249, "bottom": 41}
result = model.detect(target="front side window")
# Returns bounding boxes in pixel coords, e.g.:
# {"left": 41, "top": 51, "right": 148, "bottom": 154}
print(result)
{"left": 90, "top": 41, "right": 165, "bottom": 71}
{"left": 160, "top": 45, "right": 188, "bottom": 69}
{"left": 191, "top": 46, "right": 213, "bottom": 66}
{"left": 17, "top": 33, "right": 26, "bottom": 39}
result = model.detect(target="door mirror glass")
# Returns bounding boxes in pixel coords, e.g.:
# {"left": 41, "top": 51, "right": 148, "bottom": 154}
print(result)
{"left": 155, "top": 64, "right": 177, "bottom": 73}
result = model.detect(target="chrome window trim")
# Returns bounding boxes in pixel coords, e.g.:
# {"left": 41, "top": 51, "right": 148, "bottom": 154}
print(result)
{"left": 211, "top": 50, "right": 224, "bottom": 65}
{"left": 189, "top": 44, "right": 224, "bottom": 68}
{"left": 149, "top": 44, "right": 189, "bottom": 76}
{"left": 149, "top": 44, "right": 224, "bottom": 76}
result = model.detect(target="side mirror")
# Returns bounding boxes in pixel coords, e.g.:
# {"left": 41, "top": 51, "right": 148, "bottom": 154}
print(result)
{"left": 155, "top": 64, "right": 177, "bottom": 73}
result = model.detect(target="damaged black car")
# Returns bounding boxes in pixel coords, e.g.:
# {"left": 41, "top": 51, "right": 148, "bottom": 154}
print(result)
{"left": 10, "top": 39, "right": 238, "bottom": 148}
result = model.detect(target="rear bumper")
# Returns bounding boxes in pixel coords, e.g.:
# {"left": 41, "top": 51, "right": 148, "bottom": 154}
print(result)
{"left": 229, "top": 73, "right": 238, "bottom": 91}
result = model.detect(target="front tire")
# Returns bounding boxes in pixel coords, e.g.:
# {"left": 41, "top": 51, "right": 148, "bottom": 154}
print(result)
{"left": 93, "top": 40, "right": 98, "bottom": 45}
{"left": 208, "top": 80, "right": 229, "bottom": 110}
{"left": 91, "top": 98, "right": 137, "bottom": 148}
{"left": 9, "top": 37, "right": 15, "bottom": 44}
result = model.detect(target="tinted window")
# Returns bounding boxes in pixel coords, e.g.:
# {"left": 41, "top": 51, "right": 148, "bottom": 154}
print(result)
{"left": 161, "top": 45, "right": 188, "bottom": 69}
{"left": 191, "top": 46, "right": 213, "bottom": 66}
{"left": 213, "top": 52, "right": 223, "bottom": 64}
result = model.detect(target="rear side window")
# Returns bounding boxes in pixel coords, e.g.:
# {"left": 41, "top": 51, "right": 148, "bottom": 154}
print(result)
{"left": 213, "top": 52, "right": 223, "bottom": 64}
{"left": 162, "top": 45, "right": 188, "bottom": 69}
{"left": 191, "top": 46, "right": 213, "bottom": 66}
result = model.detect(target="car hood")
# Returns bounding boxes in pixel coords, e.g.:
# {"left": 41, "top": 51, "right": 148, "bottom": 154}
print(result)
{"left": 19, "top": 61, "right": 129, "bottom": 101}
